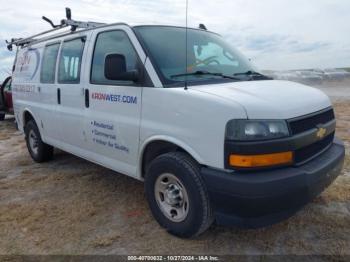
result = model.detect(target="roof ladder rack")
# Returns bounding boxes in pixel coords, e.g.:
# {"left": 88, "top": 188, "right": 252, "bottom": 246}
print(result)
{"left": 6, "top": 7, "right": 105, "bottom": 51}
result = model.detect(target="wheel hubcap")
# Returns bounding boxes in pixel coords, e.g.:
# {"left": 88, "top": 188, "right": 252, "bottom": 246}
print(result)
{"left": 154, "top": 173, "right": 189, "bottom": 222}
{"left": 28, "top": 130, "right": 39, "bottom": 155}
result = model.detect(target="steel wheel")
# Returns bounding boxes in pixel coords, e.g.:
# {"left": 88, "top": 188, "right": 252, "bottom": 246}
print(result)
{"left": 24, "top": 120, "right": 54, "bottom": 162}
{"left": 28, "top": 129, "right": 39, "bottom": 156}
{"left": 154, "top": 173, "right": 189, "bottom": 222}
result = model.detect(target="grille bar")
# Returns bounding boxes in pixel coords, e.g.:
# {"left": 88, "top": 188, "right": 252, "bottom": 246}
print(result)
{"left": 294, "top": 132, "right": 335, "bottom": 164}
{"left": 288, "top": 108, "right": 335, "bottom": 135}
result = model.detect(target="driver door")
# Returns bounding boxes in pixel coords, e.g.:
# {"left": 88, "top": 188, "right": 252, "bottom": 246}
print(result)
{"left": 83, "top": 26, "right": 145, "bottom": 177}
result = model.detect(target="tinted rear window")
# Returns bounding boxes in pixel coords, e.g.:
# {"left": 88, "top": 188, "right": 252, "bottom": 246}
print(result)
{"left": 40, "top": 43, "right": 60, "bottom": 83}
{"left": 58, "top": 38, "right": 85, "bottom": 84}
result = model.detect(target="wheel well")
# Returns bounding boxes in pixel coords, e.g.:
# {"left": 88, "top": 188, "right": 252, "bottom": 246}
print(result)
{"left": 141, "top": 140, "right": 187, "bottom": 178}
{"left": 23, "top": 111, "right": 35, "bottom": 127}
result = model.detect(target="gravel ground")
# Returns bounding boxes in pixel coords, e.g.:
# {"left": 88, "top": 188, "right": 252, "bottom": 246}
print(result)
{"left": 0, "top": 83, "right": 349, "bottom": 255}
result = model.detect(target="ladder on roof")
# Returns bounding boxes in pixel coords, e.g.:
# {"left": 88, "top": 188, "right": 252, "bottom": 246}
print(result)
{"left": 6, "top": 8, "right": 105, "bottom": 51}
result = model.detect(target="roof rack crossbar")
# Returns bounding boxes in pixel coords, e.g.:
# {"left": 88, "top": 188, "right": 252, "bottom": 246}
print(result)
{"left": 11, "top": 26, "right": 69, "bottom": 46}
{"left": 6, "top": 7, "right": 106, "bottom": 51}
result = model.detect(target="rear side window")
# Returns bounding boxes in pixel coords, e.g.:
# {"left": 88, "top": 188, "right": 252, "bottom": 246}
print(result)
{"left": 91, "top": 30, "right": 139, "bottom": 85}
{"left": 58, "top": 37, "right": 85, "bottom": 84}
{"left": 40, "top": 43, "right": 60, "bottom": 83}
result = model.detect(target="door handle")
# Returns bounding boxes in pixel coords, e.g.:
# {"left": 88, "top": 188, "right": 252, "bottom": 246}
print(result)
{"left": 85, "top": 89, "right": 89, "bottom": 108}
{"left": 57, "top": 88, "right": 61, "bottom": 104}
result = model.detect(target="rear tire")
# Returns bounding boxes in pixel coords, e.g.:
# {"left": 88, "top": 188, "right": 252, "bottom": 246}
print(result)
{"left": 0, "top": 113, "right": 4, "bottom": 121}
{"left": 145, "top": 152, "right": 213, "bottom": 238}
{"left": 24, "top": 120, "right": 53, "bottom": 162}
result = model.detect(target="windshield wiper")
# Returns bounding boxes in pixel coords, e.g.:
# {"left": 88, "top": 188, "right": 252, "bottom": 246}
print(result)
{"left": 171, "top": 70, "right": 241, "bottom": 80}
{"left": 234, "top": 70, "right": 273, "bottom": 80}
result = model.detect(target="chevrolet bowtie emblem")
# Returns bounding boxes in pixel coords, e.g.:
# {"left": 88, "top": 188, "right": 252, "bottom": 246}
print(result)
{"left": 316, "top": 127, "right": 327, "bottom": 139}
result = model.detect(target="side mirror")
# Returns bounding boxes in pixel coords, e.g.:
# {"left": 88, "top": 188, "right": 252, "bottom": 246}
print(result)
{"left": 104, "top": 54, "right": 139, "bottom": 82}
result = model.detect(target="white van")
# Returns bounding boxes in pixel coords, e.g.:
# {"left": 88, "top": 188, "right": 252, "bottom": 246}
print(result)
{"left": 8, "top": 11, "right": 345, "bottom": 237}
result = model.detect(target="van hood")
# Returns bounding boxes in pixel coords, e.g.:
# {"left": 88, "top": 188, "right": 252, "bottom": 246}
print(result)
{"left": 190, "top": 80, "right": 332, "bottom": 119}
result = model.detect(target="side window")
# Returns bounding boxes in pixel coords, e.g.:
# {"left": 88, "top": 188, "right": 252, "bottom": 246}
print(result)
{"left": 58, "top": 37, "right": 85, "bottom": 84}
{"left": 91, "top": 30, "right": 139, "bottom": 85}
{"left": 40, "top": 43, "right": 60, "bottom": 83}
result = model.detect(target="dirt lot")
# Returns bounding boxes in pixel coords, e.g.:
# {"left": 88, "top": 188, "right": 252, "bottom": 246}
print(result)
{"left": 0, "top": 83, "right": 349, "bottom": 255}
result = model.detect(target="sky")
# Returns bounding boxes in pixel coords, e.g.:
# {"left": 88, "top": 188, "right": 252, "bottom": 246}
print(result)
{"left": 0, "top": 0, "right": 350, "bottom": 80}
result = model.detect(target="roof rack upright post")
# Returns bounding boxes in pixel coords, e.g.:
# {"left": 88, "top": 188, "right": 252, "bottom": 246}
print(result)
{"left": 60, "top": 7, "right": 105, "bottom": 32}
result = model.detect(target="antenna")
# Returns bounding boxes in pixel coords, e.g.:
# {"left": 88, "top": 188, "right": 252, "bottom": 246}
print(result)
{"left": 184, "top": 0, "right": 189, "bottom": 90}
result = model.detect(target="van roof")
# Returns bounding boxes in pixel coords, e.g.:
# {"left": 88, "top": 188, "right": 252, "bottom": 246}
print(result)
{"left": 6, "top": 8, "right": 213, "bottom": 51}
{"left": 9, "top": 23, "right": 215, "bottom": 50}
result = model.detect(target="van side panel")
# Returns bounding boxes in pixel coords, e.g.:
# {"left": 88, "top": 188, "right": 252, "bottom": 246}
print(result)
{"left": 52, "top": 33, "right": 92, "bottom": 153}
{"left": 12, "top": 45, "right": 45, "bottom": 134}
{"left": 12, "top": 27, "right": 148, "bottom": 179}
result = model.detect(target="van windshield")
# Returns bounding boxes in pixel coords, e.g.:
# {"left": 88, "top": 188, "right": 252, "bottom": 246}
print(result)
{"left": 134, "top": 26, "right": 258, "bottom": 87}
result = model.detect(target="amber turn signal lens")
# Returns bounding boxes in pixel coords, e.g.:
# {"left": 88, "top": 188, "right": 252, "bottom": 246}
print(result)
{"left": 229, "top": 152, "right": 293, "bottom": 168}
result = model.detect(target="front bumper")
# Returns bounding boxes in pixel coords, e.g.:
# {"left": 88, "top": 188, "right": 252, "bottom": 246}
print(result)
{"left": 201, "top": 138, "right": 345, "bottom": 228}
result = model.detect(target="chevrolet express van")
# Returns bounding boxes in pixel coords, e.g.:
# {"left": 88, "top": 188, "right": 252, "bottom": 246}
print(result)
{"left": 8, "top": 13, "right": 345, "bottom": 237}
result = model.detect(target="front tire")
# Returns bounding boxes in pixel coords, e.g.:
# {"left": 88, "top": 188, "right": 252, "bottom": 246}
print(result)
{"left": 0, "top": 113, "right": 5, "bottom": 121}
{"left": 24, "top": 120, "right": 54, "bottom": 162}
{"left": 145, "top": 152, "right": 213, "bottom": 238}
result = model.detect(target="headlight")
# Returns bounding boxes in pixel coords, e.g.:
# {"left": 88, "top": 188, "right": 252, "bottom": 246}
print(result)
{"left": 226, "top": 119, "right": 290, "bottom": 141}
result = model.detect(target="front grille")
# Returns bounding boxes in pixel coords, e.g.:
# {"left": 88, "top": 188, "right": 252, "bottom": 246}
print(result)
{"left": 294, "top": 132, "right": 334, "bottom": 163}
{"left": 288, "top": 108, "right": 335, "bottom": 135}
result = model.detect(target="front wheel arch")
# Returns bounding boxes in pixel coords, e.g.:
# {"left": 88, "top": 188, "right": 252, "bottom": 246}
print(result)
{"left": 140, "top": 138, "right": 204, "bottom": 179}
